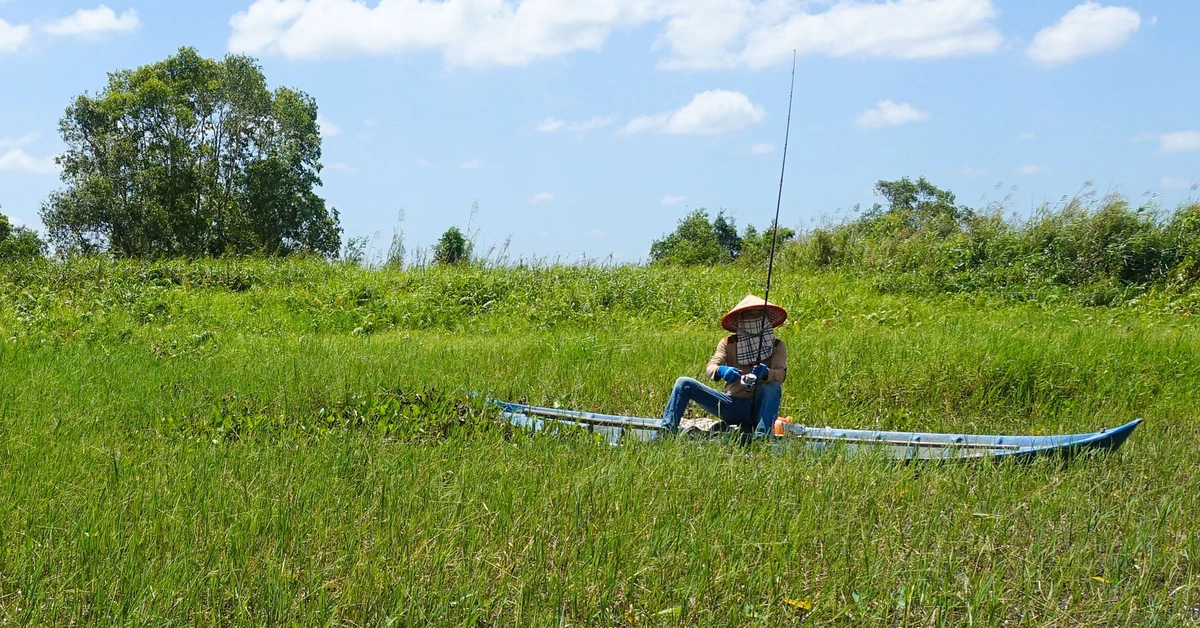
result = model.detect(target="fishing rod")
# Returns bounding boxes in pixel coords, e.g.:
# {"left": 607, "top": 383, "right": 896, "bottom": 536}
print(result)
{"left": 746, "top": 51, "right": 796, "bottom": 438}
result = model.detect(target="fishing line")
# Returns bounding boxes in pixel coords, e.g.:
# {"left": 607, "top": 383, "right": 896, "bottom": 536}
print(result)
{"left": 746, "top": 51, "right": 796, "bottom": 440}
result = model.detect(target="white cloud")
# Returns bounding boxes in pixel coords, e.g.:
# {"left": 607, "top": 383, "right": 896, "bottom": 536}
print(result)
{"left": 0, "top": 134, "right": 37, "bottom": 152}
{"left": 567, "top": 116, "right": 612, "bottom": 132}
{"left": 960, "top": 165, "right": 987, "bottom": 176}
{"left": 856, "top": 100, "right": 929, "bottom": 129}
{"left": 317, "top": 115, "right": 341, "bottom": 138}
{"left": 414, "top": 158, "right": 428, "bottom": 167}
{"left": 0, "top": 149, "right": 59, "bottom": 174}
{"left": 588, "top": 228, "right": 604, "bottom": 238}
{"left": 1156, "top": 131, "right": 1200, "bottom": 154}
{"left": 1019, "top": 164, "right": 1041, "bottom": 175}
{"left": 1019, "top": 131, "right": 1036, "bottom": 140}
{"left": 460, "top": 157, "right": 483, "bottom": 170}
{"left": 661, "top": 194, "right": 686, "bottom": 205}
{"left": 363, "top": 118, "right": 378, "bottom": 127}
{"left": 324, "top": 161, "right": 356, "bottom": 172}
{"left": 7, "top": 215, "right": 25, "bottom": 228}
{"left": 623, "top": 90, "right": 764, "bottom": 135}
{"left": 42, "top": 5, "right": 141, "bottom": 38}
{"left": 1026, "top": 2, "right": 1140, "bottom": 67}
{"left": 530, "top": 191, "right": 554, "bottom": 203}
{"left": 537, "top": 116, "right": 612, "bottom": 133}
{"left": 230, "top": 0, "right": 661, "bottom": 67}
{"left": 536, "top": 117, "right": 566, "bottom": 132}
{"left": 731, "top": 0, "right": 1004, "bottom": 70}
{"left": 0, "top": 18, "right": 32, "bottom": 53}
{"left": 750, "top": 142, "right": 774, "bottom": 155}
{"left": 229, "top": 0, "right": 1004, "bottom": 70}
{"left": 1161, "top": 176, "right": 1196, "bottom": 190}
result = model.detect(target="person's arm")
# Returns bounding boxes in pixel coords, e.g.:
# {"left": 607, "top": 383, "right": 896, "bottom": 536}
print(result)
{"left": 705, "top": 337, "right": 731, "bottom": 381}
{"left": 764, "top": 340, "right": 787, "bottom": 384}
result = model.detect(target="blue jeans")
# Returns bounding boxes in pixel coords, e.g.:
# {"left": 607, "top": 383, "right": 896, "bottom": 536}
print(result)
{"left": 661, "top": 376, "right": 782, "bottom": 436}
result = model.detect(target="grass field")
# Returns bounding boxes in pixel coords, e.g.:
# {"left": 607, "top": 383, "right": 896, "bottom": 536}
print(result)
{"left": 2, "top": 258, "right": 1199, "bottom": 625}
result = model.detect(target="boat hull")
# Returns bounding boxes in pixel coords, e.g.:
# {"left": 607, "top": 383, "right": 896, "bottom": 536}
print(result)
{"left": 493, "top": 400, "right": 1142, "bottom": 461}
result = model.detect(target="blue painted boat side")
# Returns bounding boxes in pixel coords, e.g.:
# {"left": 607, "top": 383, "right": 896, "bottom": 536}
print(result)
{"left": 494, "top": 400, "right": 1142, "bottom": 458}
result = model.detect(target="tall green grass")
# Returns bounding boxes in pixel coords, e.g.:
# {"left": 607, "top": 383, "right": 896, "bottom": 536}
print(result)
{"left": 788, "top": 192, "right": 1200, "bottom": 307}
{"left": 2, "top": 258, "right": 1198, "bottom": 625}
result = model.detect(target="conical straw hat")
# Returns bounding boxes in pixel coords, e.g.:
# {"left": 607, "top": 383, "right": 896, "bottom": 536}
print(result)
{"left": 721, "top": 294, "right": 787, "bottom": 332}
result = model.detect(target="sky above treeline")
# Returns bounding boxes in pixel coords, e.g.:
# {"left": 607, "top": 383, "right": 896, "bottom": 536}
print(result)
{"left": 1, "top": 0, "right": 1197, "bottom": 261}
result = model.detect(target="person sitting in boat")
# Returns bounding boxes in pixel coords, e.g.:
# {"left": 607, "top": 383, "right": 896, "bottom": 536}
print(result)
{"left": 661, "top": 294, "right": 787, "bottom": 436}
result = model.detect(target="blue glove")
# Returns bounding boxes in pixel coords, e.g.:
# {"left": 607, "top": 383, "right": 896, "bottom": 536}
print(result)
{"left": 717, "top": 365, "right": 740, "bottom": 383}
{"left": 751, "top": 363, "right": 768, "bottom": 380}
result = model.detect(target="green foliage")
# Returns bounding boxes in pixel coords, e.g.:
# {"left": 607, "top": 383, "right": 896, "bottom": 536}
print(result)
{"left": 739, "top": 221, "right": 797, "bottom": 265}
{"left": 650, "top": 209, "right": 797, "bottom": 266}
{"left": 39, "top": 47, "right": 341, "bottom": 258}
{"left": 433, "top": 225, "right": 472, "bottom": 265}
{"left": 793, "top": 179, "right": 1200, "bottom": 304}
{"left": 0, "top": 209, "right": 47, "bottom": 262}
{"left": 0, "top": 258, "right": 1198, "bottom": 624}
{"left": 862, "top": 176, "right": 968, "bottom": 237}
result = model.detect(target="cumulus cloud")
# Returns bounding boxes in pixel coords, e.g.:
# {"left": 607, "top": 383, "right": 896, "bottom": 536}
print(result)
{"left": 0, "top": 149, "right": 59, "bottom": 174}
{"left": 623, "top": 90, "right": 764, "bottom": 135}
{"left": 42, "top": 5, "right": 141, "bottom": 38}
{"left": 1019, "top": 164, "right": 1041, "bottom": 175}
{"left": 750, "top": 142, "right": 774, "bottom": 155}
{"left": 537, "top": 116, "right": 612, "bottom": 133}
{"left": 661, "top": 194, "right": 686, "bottom": 205}
{"left": 460, "top": 157, "right": 483, "bottom": 169}
{"left": 1019, "top": 131, "right": 1036, "bottom": 140}
{"left": 228, "top": 0, "right": 1004, "bottom": 69}
{"left": 1026, "top": 2, "right": 1140, "bottom": 67}
{"left": 856, "top": 100, "right": 929, "bottom": 129}
{"left": 730, "top": 0, "right": 1003, "bottom": 70}
{"left": 0, "top": 18, "right": 32, "bottom": 53}
{"left": 530, "top": 191, "right": 554, "bottom": 203}
{"left": 1155, "top": 131, "right": 1200, "bottom": 154}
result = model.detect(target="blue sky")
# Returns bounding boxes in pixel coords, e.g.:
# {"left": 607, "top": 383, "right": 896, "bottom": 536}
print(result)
{"left": 1, "top": 0, "right": 1197, "bottom": 261}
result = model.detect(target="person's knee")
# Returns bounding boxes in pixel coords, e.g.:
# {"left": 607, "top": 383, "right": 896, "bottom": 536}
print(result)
{"left": 673, "top": 376, "right": 697, "bottom": 391}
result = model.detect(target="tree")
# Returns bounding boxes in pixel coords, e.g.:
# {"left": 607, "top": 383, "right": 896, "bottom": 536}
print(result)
{"left": 739, "top": 222, "right": 797, "bottom": 264}
{"left": 433, "top": 226, "right": 472, "bottom": 265}
{"left": 39, "top": 47, "right": 341, "bottom": 258}
{"left": 0, "top": 209, "right": 47, "bottom": 262}
{"left": 862, "top": 177, "right": 968, "bottom": 237}
{"left": 650, "top": 208, "right": 737, "bottom": 265}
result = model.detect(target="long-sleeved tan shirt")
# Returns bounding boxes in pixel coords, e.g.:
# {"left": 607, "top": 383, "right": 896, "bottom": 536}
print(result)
{"left": 704, "top": 335, "right": 788, "bottom": 398}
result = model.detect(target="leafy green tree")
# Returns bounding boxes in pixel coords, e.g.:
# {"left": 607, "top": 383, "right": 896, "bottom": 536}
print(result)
{"left": 0, "top": 209, "right": 47, "bottom": 262}
{"left": 433, "top": 226, "right": 472, "bottom": 265}
{"left": 863, "top": 176, "right": 968, "bottom": 237}
{"left": 713, "top": 212, "right": 741, "bottom": 260}
{"left": 650, "top": 208, "right": 736, "bottom": 265}
{"left": 40, "top": 47, "right": 341, "bottom": 258}
{"left": 739, "top": 222, "right": 797, "bottom": 265}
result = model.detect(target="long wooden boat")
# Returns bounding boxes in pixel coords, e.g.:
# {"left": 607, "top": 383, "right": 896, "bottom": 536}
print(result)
{"left": 493, "top": 400, "right": 1142, "bottom": 461}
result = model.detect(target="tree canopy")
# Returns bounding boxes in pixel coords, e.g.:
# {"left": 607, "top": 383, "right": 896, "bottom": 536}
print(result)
{"left": 0, "top": 209, "right": 46, "bottom": 262}
{"left": 861, "top": 176, "right": 969, "bottom": 237}
{"left": 649, "top": 208, "right": 793, "bottom": 266}
{"left": 40, "top": 47, "right": 341, "bottom": 258}
{"left": 433, "top": 226, "right": 472, "bottom": 265}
